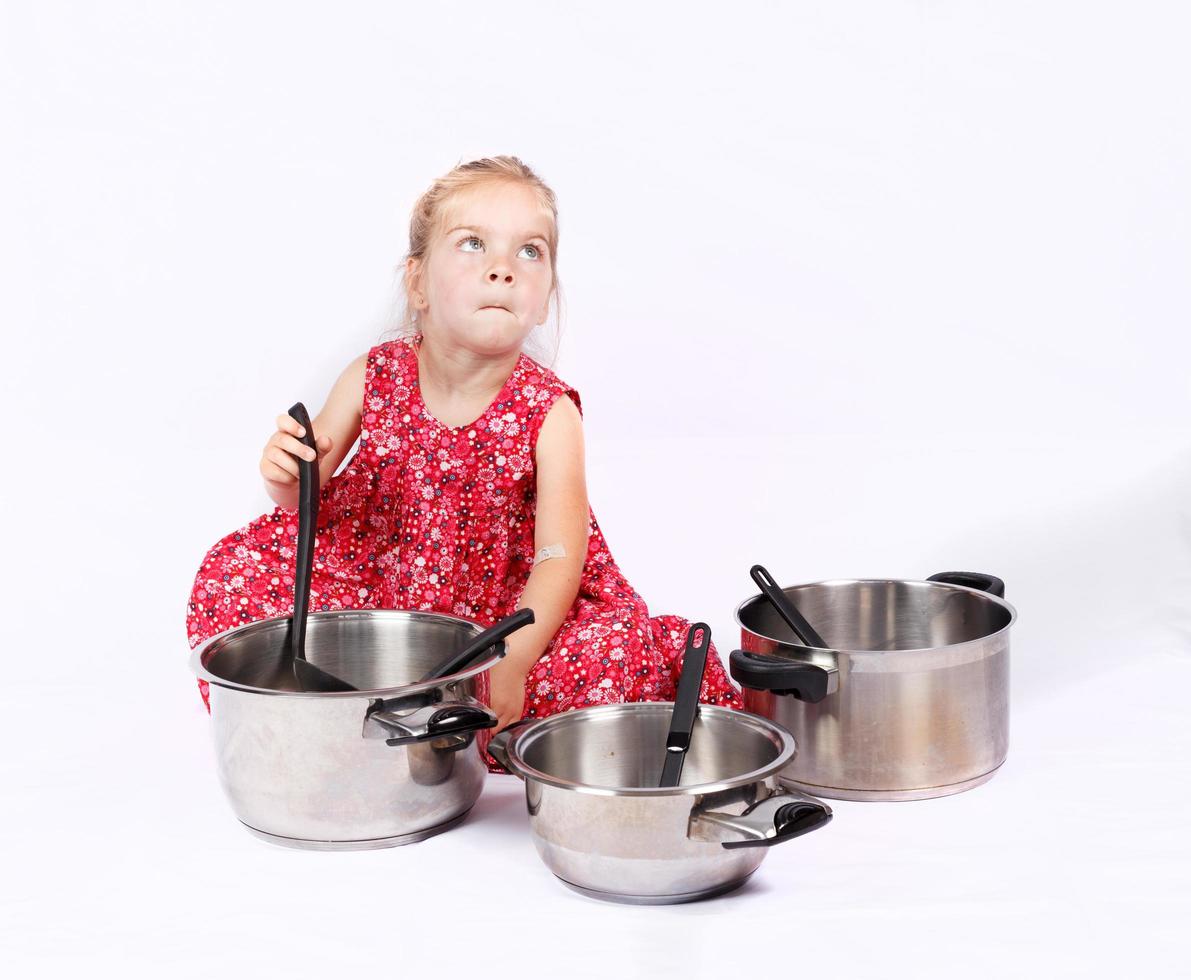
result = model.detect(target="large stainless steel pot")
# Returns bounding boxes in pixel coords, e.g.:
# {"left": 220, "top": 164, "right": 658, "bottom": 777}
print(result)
{"left": 730, "top": 572, "right": 1016, "bottom": 802}
{"left": 190, "top": 609, "right": 503, "bottom": 849}
{"left": 489, "top": 703, "right": 832, "bottom": 905}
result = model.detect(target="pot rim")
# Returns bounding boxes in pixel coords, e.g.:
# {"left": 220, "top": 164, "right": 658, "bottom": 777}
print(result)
{"left": 188, "top": 608, "right": 502, "bottom": 698}
{"left": 732, "top": 577, "right": 1018, "bottom": 655}
{"left": 502, "top": 702, "right": 797, "bottom": 798}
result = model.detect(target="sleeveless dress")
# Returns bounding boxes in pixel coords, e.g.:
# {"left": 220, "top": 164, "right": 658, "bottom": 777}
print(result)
{"left": 185, "top": 334, "right": 742, "bottom": 770}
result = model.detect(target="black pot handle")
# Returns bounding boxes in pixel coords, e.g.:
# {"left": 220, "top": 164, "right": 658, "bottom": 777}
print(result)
{"left": 728, "top": 650, "right": 836, "bottom": 702}
{"left": 691, "top": 790, "right": 833, "bottom": 849}
{"left": 721, "top": 796, "right": 833, "bottom": 849}
{"left": 364, "top": 699, "right": 498, "bottom": 746}
{"left": 927, "top": 571, "right": 1006, "bottom": 598}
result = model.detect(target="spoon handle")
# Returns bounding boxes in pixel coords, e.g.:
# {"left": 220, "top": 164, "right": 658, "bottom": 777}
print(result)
{"left": 750, "top": 564, "right": 827, "bottom": 649}
{"left": 659, "top": 623, "right": 711, "bottom": 788}
{"left": 288, "top": 403, "right": 319, "bottom": 668}
{"left": 426, "top": 607, "right": 536, "bottom": 681}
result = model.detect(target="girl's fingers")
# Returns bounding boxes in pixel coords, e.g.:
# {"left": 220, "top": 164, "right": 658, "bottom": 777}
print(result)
{"left": 266, "top": 446, "right": 300, "bottom": 479}
{"left": 278, "top": 433, "right": 317, "bottom": 461}
{"left": 262, "top": 461, "right": 296, "bottom": 485}
{"left": 276, "top": 414, "right": 305, "bottom": 438}
{"left": 261, "top": 460, "right": 296, "bottom": 485}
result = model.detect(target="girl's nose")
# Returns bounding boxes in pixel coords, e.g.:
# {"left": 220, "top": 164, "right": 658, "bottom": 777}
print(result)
{"left": 488, "top": 269, "right": 513, "bottom": 284}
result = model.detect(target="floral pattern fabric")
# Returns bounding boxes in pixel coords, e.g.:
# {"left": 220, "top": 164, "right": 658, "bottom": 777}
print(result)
{"left": 185, "top": 334, "right": 741, "bottom": 769}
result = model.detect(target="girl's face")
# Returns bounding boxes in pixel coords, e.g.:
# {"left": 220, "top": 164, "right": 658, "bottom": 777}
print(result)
{"left": 410, "top": 182, "right": 554, "bottom": 356}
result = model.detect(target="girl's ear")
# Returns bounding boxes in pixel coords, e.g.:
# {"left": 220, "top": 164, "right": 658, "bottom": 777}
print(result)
{"left": 406, "top": 256, "right": 426, "bottom": 310}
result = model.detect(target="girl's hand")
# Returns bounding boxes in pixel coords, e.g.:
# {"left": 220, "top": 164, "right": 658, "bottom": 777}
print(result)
{"left": 489, "top": 658, "right": 528, "bottom": 734}
{"left": 260, "top": 413, "right": 334, "bottom": 489}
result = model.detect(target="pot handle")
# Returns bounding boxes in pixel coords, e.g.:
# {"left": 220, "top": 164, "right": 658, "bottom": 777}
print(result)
{"left": 692, "top": 790, "right": 833, "bottom": 849}
{"left": 728, "top": 650, "right": 838, "bottom": 702}
{"left": 363, "top": 696, "right": 497, "bottom": 746}
{"left": 926, "top": 571, "right": 1006, "bottom": 598}
{"left": 486, "top": 718, "right": 538, "bottom": 774}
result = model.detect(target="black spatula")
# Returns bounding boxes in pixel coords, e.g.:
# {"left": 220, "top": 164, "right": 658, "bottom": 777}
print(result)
{"left": 286, "top": 402, "right": 357, "bottom": 693}
{"left": 659, "top": 623, "right": 712, "bottom": 788}
{"left": 750, "top": 564, "right": 828, "bottom": 649}
{"left": 418, "top": 608, "right": 536, "bottom": 682}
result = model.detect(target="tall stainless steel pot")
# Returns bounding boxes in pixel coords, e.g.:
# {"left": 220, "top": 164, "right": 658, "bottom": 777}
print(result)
{"left": 190, "top": 609, "right": 502, "bottom": 849}
{"left": 730, "top": 572, "right": 1016, "bottom": 802}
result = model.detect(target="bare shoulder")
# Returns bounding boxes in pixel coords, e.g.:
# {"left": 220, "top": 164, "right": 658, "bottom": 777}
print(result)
{"left": 323, "top": 353, "right": 366, "bottom": 417}
{"left": 311, "top": 352, "right": 368, "bottom": 480}
{"left": 536, "top": 392, "right": 585, "bottom": 461}
{"left": 342, "top": 351, "right": 368, "bottom": 393}
{"left": 533, "top": 392, "right": 589, "bottom": 552}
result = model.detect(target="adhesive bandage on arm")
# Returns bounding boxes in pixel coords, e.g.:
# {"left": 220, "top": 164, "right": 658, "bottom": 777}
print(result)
{"left": 534, "top": 543, "right": 568, "bottom": 564}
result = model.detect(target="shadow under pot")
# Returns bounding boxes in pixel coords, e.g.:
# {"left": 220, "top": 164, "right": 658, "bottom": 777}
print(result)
{"left": 730, "top": 572, "right": 1017, "bottom": 802}
{"left": 190, "top": 609, "right": 504, "bottom": 849}
{"left": 489, "top": 702, "right": 832, "bottom": 905}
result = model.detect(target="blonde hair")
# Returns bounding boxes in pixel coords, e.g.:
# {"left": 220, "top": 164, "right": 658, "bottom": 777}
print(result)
{"left": 384, "top": 155, "right": 565, "bottom": 368}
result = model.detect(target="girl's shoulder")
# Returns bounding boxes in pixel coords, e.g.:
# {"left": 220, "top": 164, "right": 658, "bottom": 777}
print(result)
{"left": 518, "top": 351, "right": 583, "bottom": 419}
{"left": 360, "top": 336, "right": 418, "bottom": 390}
{"left": 365, "top": 335, "right": 414, "bottom": 364}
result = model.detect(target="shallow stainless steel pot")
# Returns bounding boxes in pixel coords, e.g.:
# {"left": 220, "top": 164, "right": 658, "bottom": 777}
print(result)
{"left": 190, "top": 609, "right": 502, "bottom": 849}
{"left": 489, "top": 703, "right": 832, "bottom": 905}
{"left": 731, "top": 572, "right": 1016, "bottom": 802}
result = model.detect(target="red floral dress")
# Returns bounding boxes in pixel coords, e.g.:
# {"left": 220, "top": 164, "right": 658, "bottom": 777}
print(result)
{"left": 185, "top": 334, "right": 742, "bottom": 769}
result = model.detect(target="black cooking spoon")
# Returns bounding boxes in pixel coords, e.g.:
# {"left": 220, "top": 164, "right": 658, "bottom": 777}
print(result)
{"left": 417, "top": 607, "right": 536, "bottom": 682}
{"left": 286, "top": 403, "right": 532, "bottom": 693}
{"left": 750, "top": 564, "right": 828, "bottom": 649}
{"left": 658, "top": 622, "right": 712, "bottom": 788}
{"left": 286, "top": 402, "right": 357, "bottom": 693}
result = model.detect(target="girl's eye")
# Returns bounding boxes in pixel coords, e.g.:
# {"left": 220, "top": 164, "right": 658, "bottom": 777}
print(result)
{"left": 458, "top": 236, "right": 545, "bottom": 260}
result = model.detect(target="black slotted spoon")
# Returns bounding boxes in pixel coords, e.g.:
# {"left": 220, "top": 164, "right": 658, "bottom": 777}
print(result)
{"left": 658, "top": 622, "right": 712, "bottom": 788}
{"left": 285, "top": 403, "right": 536, "bottom": 692}
{"left": 750, "top": 564, "right": 828, "bottom": 648}
{"left": 286, "top": 402, "right": 357, "bottom": 693}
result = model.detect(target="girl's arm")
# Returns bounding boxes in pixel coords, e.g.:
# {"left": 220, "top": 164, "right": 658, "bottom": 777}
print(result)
{"left": 263, "top": 354, "right": 367, "bottom": 510}
{"left": 489, "top": 394, "right": 589, "bottom": 727}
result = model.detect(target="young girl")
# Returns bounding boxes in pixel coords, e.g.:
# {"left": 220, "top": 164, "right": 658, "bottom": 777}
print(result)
{"left": 185, "top": 156, "right": 741, "bottom": 770}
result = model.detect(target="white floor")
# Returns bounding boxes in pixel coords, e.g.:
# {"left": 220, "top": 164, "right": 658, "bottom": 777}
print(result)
{"left": 4, "top": 586, "right": 1187, "bottom": 976}
{"left": 5, "top": 435, "right": 1190, "bottom": 977}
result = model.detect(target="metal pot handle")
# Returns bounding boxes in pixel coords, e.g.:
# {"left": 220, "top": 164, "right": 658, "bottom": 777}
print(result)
{"left": 728, "top": 650, "right": 838, "bottom": 702}
{"left": 926, "top": 571, "right": 1006, "bottom": 598}
{"left": 691, "top": 790, "right": 833, "bottom": 849}
{"left": 363, "top": 696, "right": 497, "bottom": 746}
{"left": 486, "top": 718, "right": 535, "bottom": 774}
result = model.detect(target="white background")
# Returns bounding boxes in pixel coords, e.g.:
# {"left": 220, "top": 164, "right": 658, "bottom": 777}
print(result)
{"left": 2, "top": 1, "right": 1188, "bottom": 976}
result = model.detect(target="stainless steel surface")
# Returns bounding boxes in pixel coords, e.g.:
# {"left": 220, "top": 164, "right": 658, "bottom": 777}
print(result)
{"left": 499, "top": 703, "right": 831, "bottom": 904}
{"left": 190, "top": 609, "right": 501, "bottom": 848}
{"left": 558, "top": 876, "right": 752, "bottom": 906}
{"left": 787, "top": 766, "right": 1003, "bottom": 803}
{"left": 242, "top": 809, "right": 473, "bottom": 850}
{"left": 363, "top": 698, "right": 494, "bottom": 745}
{"left": 734, "top": 578, "right": 1016, "bottom": 801}
{"left": 688, "top": 787, "right": 827, "bottom": 844}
